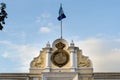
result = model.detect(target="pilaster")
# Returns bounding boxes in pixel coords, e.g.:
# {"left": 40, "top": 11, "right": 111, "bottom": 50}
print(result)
{"left": 45, "top": 42, "right": 51, "bottom": 72}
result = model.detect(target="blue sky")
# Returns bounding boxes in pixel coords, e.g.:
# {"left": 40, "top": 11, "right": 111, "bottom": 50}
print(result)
{"left": 0, "top": 0, "right": 120, "bottom": 72}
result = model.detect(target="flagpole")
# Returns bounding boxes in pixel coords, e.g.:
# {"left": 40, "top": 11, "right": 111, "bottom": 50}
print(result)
{"left": 60, "top": 20, "right": 62, "bottom": 39}
{"left": 58, "top": 3, "right": 66, "bottom": 39}
{"left": 60, "top": 3, "right": 63, "bottom": 39}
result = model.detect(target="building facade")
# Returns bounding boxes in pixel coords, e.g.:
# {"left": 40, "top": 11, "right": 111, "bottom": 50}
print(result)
{"left": 0, "top": 38, "right": 120, "bottom": 80}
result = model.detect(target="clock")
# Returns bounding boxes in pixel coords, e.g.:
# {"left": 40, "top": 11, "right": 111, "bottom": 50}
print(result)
{"left": 51, "top": 42, "right": 69, "bottom": 67}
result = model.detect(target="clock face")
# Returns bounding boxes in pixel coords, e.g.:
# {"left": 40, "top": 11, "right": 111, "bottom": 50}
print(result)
{"left": 51, "top": 50, "right": 69, "bottom": 67}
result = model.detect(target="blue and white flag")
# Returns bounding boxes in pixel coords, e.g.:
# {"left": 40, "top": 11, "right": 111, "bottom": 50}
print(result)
{"left": 57, "top": 4, "right": 66, "bottom": 21}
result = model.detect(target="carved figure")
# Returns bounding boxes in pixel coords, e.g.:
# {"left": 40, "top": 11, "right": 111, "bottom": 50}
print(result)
{"left": 31, "top": 56, "right": 44, "bottom": 68}
{"left": 78, "top": 56, "right": 91, "bottom": 67}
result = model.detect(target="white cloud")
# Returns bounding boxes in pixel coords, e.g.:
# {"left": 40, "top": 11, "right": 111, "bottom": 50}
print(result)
{"left": 35, "top": 13, "right": 59, "bottom": 34}
{"left": 2, "top": 52, "right": 10, "bottom": 58}
{"left": 15, "top": 45, "right": 40, "bottom": 72}
{"left": 0, "top": 40, "right": 40, "bottom": 72}
{"left": 35, "top": 13, "right": 50, "bottom": 23}
{"left": 74, "top": 37, "right": 120, "bottom": 72}
{"left": 40, "top": 27, "right": 51, "bottom": 33}
{"left": 41, "top": 13, "right": 50, "bottom": 18}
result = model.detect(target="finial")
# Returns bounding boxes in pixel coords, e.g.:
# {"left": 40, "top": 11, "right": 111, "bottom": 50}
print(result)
{"left": 70, "top": 40, "right": 74, "bottom": 47}
{"left": 46, "top": 41, "right": 50, "bottom": 48}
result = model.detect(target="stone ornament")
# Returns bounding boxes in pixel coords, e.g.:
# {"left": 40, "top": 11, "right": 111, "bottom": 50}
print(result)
{"left": 78, "top": 56, "right": 91, "bottom": 67}
{"left": 51, "top": 42, "right": 69, "bottom": 67}
{"left": 30, "top": 55, "right": 44, "bottom": 68}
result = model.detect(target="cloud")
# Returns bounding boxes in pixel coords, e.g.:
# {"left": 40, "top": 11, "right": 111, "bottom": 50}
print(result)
{"left": 41, "top": 13, "right": 50, "bottom": 18}
{"left": 0, "top": 40, "right": 40, "bottom": 72}
{"left": 74, "top": 37, "right": 120, "bottom": 72}
{"left": 35, "top": 13, "right": 59, "bottom": 34}
{"left": 35, "top": 13, "right": 50, "bottom": 23}
{"left": 1, "top": 52, "right": 10, "bottom": 58}
{"left": 40, "top": 27, "right": 51, "bottom": 33}
{"left": 38, "top": 22, "right": 59, "bottom": 34}
{"left": 35, "top": 13, "right": 52, "bottom": 33}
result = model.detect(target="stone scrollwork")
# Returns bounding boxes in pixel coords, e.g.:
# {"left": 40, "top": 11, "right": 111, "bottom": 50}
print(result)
{"left": 30, "top": 55, "right": 44, "bottom": 68}
{"left": 78, "top": 56, "right": 91, "bottom": 67}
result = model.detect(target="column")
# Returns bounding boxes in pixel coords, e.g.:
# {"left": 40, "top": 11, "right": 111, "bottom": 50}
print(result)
{"left": 70, "top": 49, "right": 75, "bottom": 68}
{"left": 46, "top": 49, "right": 51, "bottom": 68}
{"left": 74, "top": 49, "right": 77, "bottom": 68}
{"left": 70, "top": 40, "right": 75, "bottom": 68}
{"left": 45, "top": 42, "right": 51, "bottom": 72}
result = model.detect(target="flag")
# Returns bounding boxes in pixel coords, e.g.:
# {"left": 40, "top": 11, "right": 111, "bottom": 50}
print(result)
{"left": 57, "top": 4, "right": 66, "bottom": 21}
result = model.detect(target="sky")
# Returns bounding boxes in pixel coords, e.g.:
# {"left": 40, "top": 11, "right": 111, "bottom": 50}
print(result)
{"left": 0, "top": 0, "right": 120, "bottom": 73}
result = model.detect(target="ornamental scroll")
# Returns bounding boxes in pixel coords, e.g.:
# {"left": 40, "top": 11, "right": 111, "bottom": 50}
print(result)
{"left": 30, "top": 54, "right": 44, "bottom": 68}
{"left": 78, "top": 56, "right": 91, "bottom": 67}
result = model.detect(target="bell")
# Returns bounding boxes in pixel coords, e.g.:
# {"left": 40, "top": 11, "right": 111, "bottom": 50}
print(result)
{"left": 0, "top": 23, "right": 3, "bottom": 30}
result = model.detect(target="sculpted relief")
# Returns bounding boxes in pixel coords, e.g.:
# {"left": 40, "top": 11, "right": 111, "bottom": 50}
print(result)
{"left": 30, "top": 54, "right": 44, "bottom": 68}
{"left": 78, "top": 55, "right": 91, "bottom": 67}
